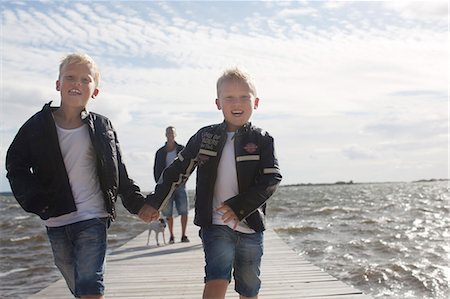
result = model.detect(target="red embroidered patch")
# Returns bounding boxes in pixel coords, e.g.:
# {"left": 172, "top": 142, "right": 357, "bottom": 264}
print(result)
{"left": 243, "top": 143, "right": 258, "bottom": 153}
{"left": 197, "top": 154, "right": 210, "bottom": 166}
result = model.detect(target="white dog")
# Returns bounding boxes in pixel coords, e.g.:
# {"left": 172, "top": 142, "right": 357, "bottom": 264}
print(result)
{"left": 146, "top": 218, "right": 167, "bottom": 246}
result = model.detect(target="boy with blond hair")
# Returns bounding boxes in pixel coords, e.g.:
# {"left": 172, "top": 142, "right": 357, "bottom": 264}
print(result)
{"left": 6, "top": 53, "right": 157, "bottom": 299}
{"left": 144, "top": 67, "right": 282, "bottom": 298}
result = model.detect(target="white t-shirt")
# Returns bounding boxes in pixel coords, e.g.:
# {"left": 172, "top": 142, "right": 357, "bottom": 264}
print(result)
{"left": 45, "top": 123, "right": 109, "bottom": 227}
{"left": 166, "top": 149, "right": 177, "bottom": 167}
{"left": 212, "top": 132, "right": 255, "bottom": 234}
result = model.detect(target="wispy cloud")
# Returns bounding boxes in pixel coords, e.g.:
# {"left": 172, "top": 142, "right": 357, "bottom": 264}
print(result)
{"left": 1, "top": 1, "right": 447, "bottom": 191}
{"left": 383, "top": 1, "right": 448, "bottom": 20}
{"left": 276, "top": 7, "right": 319, "bottom": 18}
{"left": 342, "top": 145, "right": 380, "bottom": 160}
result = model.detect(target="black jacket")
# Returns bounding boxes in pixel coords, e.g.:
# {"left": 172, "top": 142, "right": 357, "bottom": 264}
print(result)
{"left": 146, "top": 122, "right": 282, "bottom": 232}
{"left": 5, "top": 102, "right": 146, "bottom": 221}
{"left": 153, "top": 142, "right": 185, "bottom": 183}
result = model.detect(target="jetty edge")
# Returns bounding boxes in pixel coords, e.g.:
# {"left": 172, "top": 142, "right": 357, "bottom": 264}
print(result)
{"left": 29, "top": 209, "right": 371, "bottom": 298}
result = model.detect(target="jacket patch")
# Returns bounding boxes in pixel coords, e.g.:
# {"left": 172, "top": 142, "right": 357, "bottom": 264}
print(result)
{"left": 243, "top": 143, "right": 258, "bottom": 153}
{"left": 201, "top": 132, "right": 221, "bottom": 150}
{"left": 199, "top": 149, "right": 217, "bottom": 157}
{"left": 264, "top": 167, "right": 280, "bottom": 174}
{"left": 197, "top": 153, "right": 211, "bottom": 166}
{"left": 236, "top": 155, "right": 260, "bottom": 162}
{"left": 105, "top": 130, "right": 114, "bottom": 139}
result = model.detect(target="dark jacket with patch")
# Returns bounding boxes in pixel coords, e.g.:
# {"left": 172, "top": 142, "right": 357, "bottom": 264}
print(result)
{"left": 6, "top": 102, "right": 146, "bottom": 221}
{"left": 146, "top": 122, "right": 282, "bottom": 232}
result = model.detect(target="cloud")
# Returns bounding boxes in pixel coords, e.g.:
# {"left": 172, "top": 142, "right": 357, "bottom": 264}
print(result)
{"left": 364, "top": 117, "right": 447, "bottom": 139}
{"left": 342, "top": 145, "right": 380, "bottom": 160}
{"left": 383, "top": 1, "right": 448, "bottom": 20}
{"left": 322, "top": 1, "right": 353, "bottom": 10}
{"left": 1, "top": 1, "right": 448, "bottom": 190}
{"left": 276, "top": 7, "right": 318, "bottom": 18}
{"left": 388, "top": 90, "right": 447, "bottom": 98}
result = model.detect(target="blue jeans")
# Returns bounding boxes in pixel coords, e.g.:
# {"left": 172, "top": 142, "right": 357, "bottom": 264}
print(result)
{"left": 46, "top": 218, "right": 108, "bottom": 297}
{"left": 161, "top": 186, "right": 189, "bottom": 217}
{"left": 200, "top": 225, "right": 264, "bottom": 297}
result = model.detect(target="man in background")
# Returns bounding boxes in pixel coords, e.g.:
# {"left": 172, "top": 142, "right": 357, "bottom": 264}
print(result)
{"left": 153, "top": 126, "right": 190, "bottom": 243}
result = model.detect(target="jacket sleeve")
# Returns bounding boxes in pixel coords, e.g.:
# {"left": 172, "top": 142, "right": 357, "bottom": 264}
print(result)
{"left": 6, "top": 124, "right": 53, "bottom": 219}
{"left": 146, "top": 133, "right": 200, "bottom": 210}
{"left": 153, "top": 147, "right": 166, "bottom": 183}
{"left": 225, "top": 134, "right": 282, "bottom": 221}
{"left": 114, "top": 129, "right": 146, "bottom": 214}
{"left": 153, "top": 150, "right": 159, "bottom": 183}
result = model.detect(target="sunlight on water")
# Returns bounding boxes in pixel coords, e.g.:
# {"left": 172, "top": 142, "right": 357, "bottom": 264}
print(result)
{"left": 1, "top": 182, "right": 449, "bottom": 298}
{"left": 0, "top": 194, "right": 149, "bottom": 298}
{"left": 267, "top": 181, "right": 450, "bottom": 299}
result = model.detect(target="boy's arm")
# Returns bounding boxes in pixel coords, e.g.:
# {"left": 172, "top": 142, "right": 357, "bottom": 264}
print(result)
{"left": 224, "top": 135, "right": 282, "bottom": 221}
{"left": 114, "top": 131, "right": 147, "bottom": 214}
{"left": 6, "top": 127, "right": 53, "bottom": 219}
{"left": 146, "top": 133, "right": 200, "bottom": 211}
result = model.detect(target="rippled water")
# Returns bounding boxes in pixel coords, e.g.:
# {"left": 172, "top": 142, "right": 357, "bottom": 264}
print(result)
{"left": 0, "top": 195, "right": 149, "bottom": 299}
{"left": 1, "top": 181, "right": 449, "bottom": 298}
{"left": 267, "top": 181, "right": 450, "bottom": 299}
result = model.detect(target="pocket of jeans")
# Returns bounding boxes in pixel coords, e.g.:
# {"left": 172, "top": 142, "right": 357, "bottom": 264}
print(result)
{"left": 94, "top": 217, "right": 110, "bottom": 228}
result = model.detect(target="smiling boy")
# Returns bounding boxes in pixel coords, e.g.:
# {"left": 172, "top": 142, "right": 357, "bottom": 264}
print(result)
{"left": 144, "top": 67, "right": 282, "bottom": 298}
{"left": 6, "top": 53, "right": 156, "bottom": 299}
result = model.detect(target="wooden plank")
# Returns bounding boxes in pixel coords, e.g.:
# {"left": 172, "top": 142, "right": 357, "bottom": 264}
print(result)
{"left": 29, "top": 210, "right": 371, "bottom": 298}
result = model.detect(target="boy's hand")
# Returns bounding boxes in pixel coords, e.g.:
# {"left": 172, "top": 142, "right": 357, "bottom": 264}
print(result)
{"left": 216, "top": 204, "right": 239, "bottom": 230}
{"left": 138, "top": 204, "right": 159, "bottom": 223}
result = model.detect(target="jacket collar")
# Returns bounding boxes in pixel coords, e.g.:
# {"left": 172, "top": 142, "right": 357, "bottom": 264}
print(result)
{"left": 43, "top": 101, "right": 56, "bottom": 113}
{"left": 219, "top": 121, "right": 252, "bottom": 135}
{"left": 164, "top": 141, "right": 182, "bottom": 152}
{"left": 80, "top": 108, "right": 90, "bottom": 120}
{"left": 237, "top": 122, "right": 252, "bottom": 134}
{"left": 43, "top": 101, "right": 91, "bottom": 122}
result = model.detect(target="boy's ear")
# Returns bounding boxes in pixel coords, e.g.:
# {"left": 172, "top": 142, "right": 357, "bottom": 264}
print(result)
{"left": 215, "top": 98, "right": 221, "bottom": 110}
{"left": 91, "top": 88, "right": 99, "bottom": 99}
{"left": 56, "top": 80, "right": 60, "bottom": 91}
{"left": 253, "top": 97, "right": 260, "bottom": 109}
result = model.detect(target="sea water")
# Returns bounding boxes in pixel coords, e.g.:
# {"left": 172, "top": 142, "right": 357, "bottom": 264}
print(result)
{"left": 0, "top": 181, "right": 448, "bottom": 298}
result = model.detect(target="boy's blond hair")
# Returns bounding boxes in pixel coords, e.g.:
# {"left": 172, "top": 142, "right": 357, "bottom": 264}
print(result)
{"left": 59, "top": 53, "right": 100, "bottom": 87}
{"left": 216, "top": 67, "right": 257, "bottom": 98}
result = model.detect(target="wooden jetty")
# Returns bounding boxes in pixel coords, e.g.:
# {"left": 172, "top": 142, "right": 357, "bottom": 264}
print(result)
{"left": 29, "top": 211, "right": 371, "bottom": 299}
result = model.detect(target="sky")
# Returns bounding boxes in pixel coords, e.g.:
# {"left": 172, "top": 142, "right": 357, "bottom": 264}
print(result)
{"left": 0, "top": 0, "right": 448, "bottom": 192}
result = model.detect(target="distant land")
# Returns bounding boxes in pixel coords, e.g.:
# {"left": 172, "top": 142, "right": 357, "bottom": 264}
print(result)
{"left": 1, "top": 179, "right": 448, "bottom": 196}
{"left": 281, "top": 178, "right": 449, "bottom": 187}
{"left": 411, "top": 178, "right": 449, "bottom": 183}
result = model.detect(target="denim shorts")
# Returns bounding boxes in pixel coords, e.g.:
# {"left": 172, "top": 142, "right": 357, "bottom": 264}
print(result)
{"left": 199, "top": 225, "right": 264, "bottom": 297}
{"left": 46, "top": 218, "right": 108, "bottom": 297}
{"left": 161, "top": 186, "right": 189, "bottom": 217}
